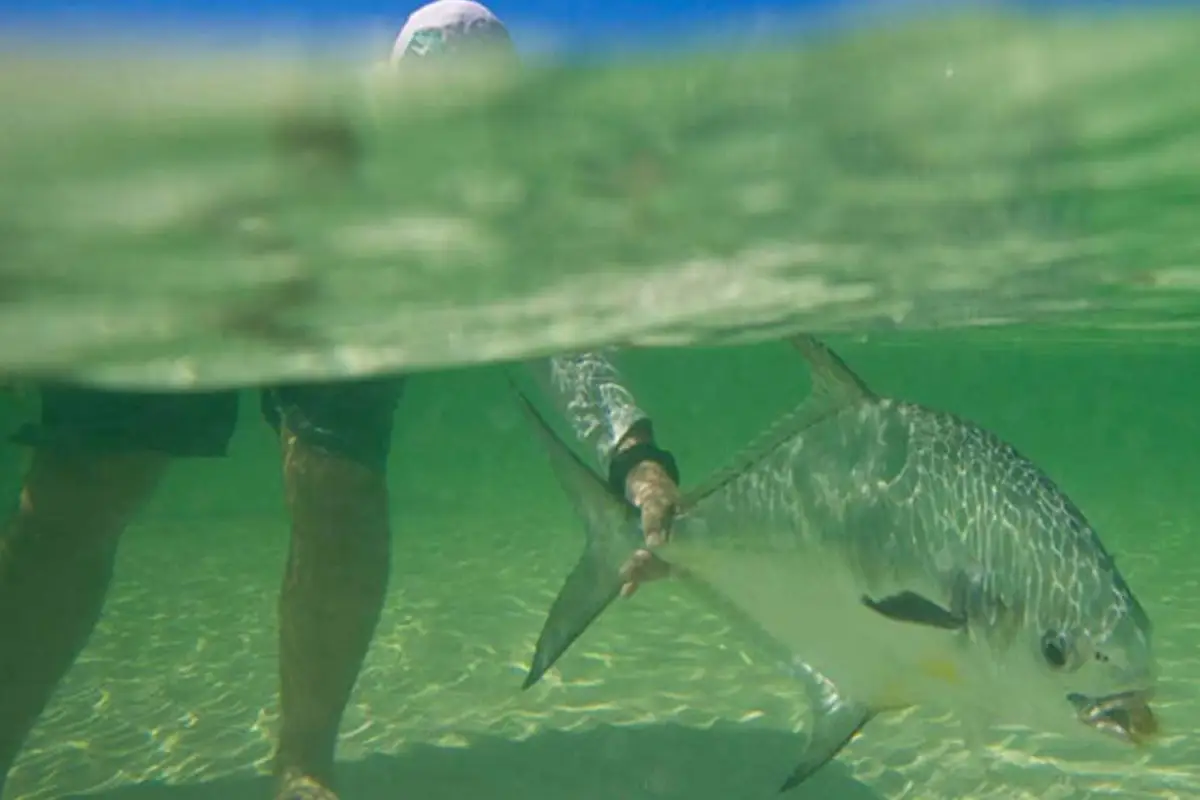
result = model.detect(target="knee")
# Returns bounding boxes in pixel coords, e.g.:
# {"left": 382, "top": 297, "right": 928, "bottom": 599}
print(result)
{"left": 281, "top": 435, "right": 391, "bottom": 542}
{"left": 265, "top": 378, "right": 404, "bottom": 478}
{"left": 14, "top": 450, "right": 166, "bottom": 542}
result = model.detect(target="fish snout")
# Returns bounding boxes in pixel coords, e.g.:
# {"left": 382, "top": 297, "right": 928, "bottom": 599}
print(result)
{"left": 1067, "top": 689, "right": 1158, "bottom": 746}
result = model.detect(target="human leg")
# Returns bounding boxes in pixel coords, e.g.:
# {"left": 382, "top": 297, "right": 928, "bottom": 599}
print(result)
{"left": 262, "top": 377, "right": 403, "bottom": 797}
{"left": 0, "top": 387, "right": 239, "bottom": 788}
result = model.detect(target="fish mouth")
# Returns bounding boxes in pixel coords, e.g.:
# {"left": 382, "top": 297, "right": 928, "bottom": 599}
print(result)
{"left": 1067, "top": 690, "right": 1158, "bottom": 745}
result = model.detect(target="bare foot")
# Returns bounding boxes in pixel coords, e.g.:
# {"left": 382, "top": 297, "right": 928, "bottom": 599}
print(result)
{"left": 276, "top": 769, "right": 340, "bottom": 800}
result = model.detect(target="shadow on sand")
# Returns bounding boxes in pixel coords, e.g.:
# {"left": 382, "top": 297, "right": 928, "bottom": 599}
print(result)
{"left": 65, "top": 722, "right": 884, "bottom": 800}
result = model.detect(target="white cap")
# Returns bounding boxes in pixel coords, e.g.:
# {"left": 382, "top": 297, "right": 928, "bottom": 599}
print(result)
{"left": 390, "top": 0, "right": 512, "bottom": 65}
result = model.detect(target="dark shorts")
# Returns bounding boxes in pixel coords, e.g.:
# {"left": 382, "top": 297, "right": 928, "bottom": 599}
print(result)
{"left": 8, "top": 376, "right": 406, "bottom": 474}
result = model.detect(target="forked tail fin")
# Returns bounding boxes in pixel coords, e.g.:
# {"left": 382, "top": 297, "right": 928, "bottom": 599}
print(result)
{"left": 511, "top": 386, "right": 641, "bottom": 688}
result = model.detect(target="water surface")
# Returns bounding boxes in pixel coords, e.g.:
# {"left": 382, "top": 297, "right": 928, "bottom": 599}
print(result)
{"left": 1, "top": 8, "right": 1198, "bottom": 387}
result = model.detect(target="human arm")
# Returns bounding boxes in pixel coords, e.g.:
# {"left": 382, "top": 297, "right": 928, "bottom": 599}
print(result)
{"left": 525, "top": 349, "right": 680, "bottom": 595}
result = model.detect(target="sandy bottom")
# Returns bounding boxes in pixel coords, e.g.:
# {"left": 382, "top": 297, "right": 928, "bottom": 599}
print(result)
{"left": 5, "top": 480, "right": 1197, "bottom": 800}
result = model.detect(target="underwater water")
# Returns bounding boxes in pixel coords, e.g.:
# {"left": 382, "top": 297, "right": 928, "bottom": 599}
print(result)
{"left": 0, "top": 4, "right": 1198, "bottom": 800}
{"left": 4, "top": 341, "right": 1199, "bottom": 800}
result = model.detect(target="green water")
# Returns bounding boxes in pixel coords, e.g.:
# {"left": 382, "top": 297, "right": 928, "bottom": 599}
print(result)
{"left": 3, "top": 337, "right": 1196, "bottom": 799}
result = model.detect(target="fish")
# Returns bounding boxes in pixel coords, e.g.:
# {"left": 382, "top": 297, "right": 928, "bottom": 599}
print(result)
{"left": 515, "top": 334, "right": 1158, "bottom": 793}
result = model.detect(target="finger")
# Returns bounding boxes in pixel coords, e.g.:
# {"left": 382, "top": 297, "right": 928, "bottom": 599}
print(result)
{"left": 619, "top": 550, "right": 649, "bottom": 581}
{"left": 623, "top": 551, "right": 671, "bottom": 588}
{"left": 620, "top": 581, "right": 638, "bottom": 599}
{"left": 641, "top": 505, "right": 668, "bottom": 548}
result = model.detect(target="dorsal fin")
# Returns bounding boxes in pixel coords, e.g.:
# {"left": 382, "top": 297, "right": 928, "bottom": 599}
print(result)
{"left": 682, "top": 335, "right": 875, "bottom": 508}
{"left": 788, "top": 334, "right": 875, "bottom": 404}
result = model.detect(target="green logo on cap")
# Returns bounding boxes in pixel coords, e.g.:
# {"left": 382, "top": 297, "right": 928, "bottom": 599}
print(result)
{"left": 405, "top": 28, "right": 450, "bottom": 58}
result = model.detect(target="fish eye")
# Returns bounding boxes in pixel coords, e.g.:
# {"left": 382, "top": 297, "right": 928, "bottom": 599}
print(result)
{"left": 1041, "top": 630, "right": 1071, "bottom": 669}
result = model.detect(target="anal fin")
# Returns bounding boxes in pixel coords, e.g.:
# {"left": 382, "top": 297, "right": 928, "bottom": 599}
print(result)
{"left": 781, "top": 660, "right": 876, "bottom": 793}
{"left": 522, "top": 541, "right": 624, "bottom": 689}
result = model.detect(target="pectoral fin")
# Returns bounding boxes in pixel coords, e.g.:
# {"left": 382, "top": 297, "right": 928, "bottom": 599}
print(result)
{"left": 862, "top": 591, "right": 967, "bottom": 631}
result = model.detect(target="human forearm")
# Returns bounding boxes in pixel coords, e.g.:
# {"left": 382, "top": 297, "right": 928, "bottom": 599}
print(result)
{"left": 530, "top": 349, "right": 655, "bottom": 473}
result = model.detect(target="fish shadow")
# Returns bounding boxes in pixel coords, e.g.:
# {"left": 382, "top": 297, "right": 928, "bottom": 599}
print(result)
{"left": 63, "top": 722, "right": 883, "bottom": 800}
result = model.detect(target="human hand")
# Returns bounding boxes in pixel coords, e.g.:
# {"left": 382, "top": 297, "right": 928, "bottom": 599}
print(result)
{"left": 619, "top": 458, "right": 679, "bottom": 598}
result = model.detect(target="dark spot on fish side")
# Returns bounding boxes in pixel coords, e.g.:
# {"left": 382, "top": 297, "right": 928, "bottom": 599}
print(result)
{"left": 861, "top": 591, "right": 966, "bottom": 631}
{"left": 945, "top": 572, "right": 1029, "bottom": 653}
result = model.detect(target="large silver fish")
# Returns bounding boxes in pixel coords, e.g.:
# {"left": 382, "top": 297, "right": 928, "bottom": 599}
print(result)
{"left": 516, "top": 335, "right": 1158, "bottom": 792}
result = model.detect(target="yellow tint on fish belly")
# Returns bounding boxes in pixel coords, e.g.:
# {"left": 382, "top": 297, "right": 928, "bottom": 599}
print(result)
{"left": 919, "top": 657, "right": 962, "bottom": 685}
{"left": 872, "top": 657, "right": 962, "bottom": 711}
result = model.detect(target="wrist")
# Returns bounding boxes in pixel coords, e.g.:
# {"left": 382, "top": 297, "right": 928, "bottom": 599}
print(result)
{"left": 615, "top": 418, "right": 655, "bottom": 454}
{"left": 608, "top": 433, "right": 680, "bottom": 500}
